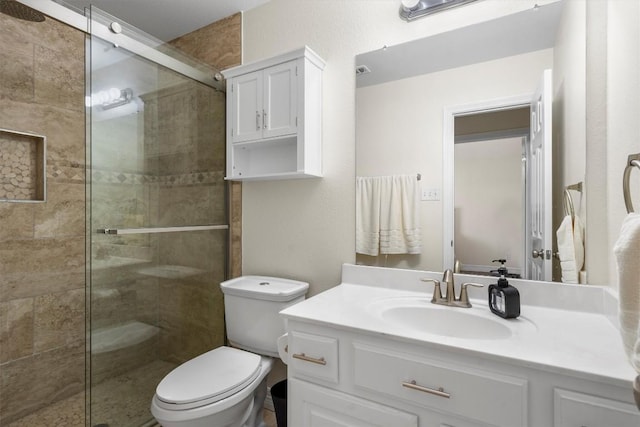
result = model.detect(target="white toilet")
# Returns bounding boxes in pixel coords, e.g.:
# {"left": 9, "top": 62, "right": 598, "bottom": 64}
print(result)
{"left": 151, "top": 276, "right": 308, "bottom": 427}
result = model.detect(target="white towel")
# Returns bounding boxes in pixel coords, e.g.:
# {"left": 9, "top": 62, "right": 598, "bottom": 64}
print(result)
{"left": 379, "top": 175, "right": 421, "bottom": 255}
{"left": 615, "top": 213, "right": 640, "bottom": 372}
{"left": 356, "top": 177, "right": 381, "bottom": 256}
{"left": 556, "top": 214, "right": 585, "bottom": 283}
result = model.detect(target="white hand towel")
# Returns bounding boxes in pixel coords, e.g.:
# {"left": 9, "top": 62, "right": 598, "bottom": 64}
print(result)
{"left": 556, "top": 214, "right": 585, "bottom": 284}
{"left": 356, "top": 177, "right": 381, "bottom": 256}
{"left": 379, "top": 175, "right": 421, "bottom": 255}
{"left": 615, "top": 213, "right": 640, "bottom": 372}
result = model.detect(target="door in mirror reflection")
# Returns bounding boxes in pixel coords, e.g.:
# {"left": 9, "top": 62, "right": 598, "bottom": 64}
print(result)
{"left": 454, "top": 136, "right": 525, "bottom": 278}
{"left": 448, "top": 70, "right": 553, "bottom": 282}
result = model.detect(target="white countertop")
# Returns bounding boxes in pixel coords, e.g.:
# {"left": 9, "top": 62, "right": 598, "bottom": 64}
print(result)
{"left": 281, "top": 276, "right": 637, "bottom": 389}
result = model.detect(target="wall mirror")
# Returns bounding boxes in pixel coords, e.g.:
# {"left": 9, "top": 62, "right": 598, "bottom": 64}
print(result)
{"left": 355, "top": 1, "right": 598, "bottom": 284}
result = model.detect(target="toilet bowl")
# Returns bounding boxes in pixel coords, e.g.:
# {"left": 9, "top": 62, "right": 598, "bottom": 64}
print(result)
{"left": 151, "top": 276, "right": 309, "bottom": 427}
{"left": 151, "top": 347, "right": 273, "bottom": 427}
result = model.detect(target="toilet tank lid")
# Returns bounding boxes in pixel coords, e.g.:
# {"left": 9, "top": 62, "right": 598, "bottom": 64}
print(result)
{"left": 220, "top": 276, "right": 309, "bottom": 302}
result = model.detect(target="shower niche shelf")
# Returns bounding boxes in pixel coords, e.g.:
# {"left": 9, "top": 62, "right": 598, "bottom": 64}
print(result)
{"left": 0, "top": 128, "right": 46, "bottom": 203}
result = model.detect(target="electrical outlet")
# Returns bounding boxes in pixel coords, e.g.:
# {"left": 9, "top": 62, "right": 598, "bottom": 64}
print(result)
{"left": 421, "top": 188, "right": 440, "bottom": 201}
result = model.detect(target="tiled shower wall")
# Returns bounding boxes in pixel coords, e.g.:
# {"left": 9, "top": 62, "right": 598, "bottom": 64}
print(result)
{"left": 0, "top": 9, "right": 243, "bottom": 427}
{"left": 0, "top": 13, "right": 85, "bottom": 425}
{"left": 170, "top": 13, "right": 243, "bottom": 279}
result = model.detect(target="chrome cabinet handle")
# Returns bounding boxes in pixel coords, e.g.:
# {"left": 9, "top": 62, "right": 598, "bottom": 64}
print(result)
{"left": 263, "top": 109, "right": 267, "bottom": 129}
{"left": 402, "top": 380, "right": 451, "bottom": 398}
{"left": 292, "top": 352, "right": 326, "bottom": 365}
{"left": 256, "top": 110, "right": 261, "bottom": 130}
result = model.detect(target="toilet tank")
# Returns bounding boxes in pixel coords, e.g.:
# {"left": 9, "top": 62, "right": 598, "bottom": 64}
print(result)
{"left": 220, "top": 276, "right": 309, "bottom": 358}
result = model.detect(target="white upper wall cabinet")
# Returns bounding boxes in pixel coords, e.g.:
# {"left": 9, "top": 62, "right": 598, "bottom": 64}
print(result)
{"left": 223, "top": 46, "right": 325, "bottom": 181}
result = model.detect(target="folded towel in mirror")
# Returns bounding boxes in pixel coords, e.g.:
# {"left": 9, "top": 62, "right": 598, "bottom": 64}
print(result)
{"left": 556, "top": 214, "right": 585, "bottom": 283}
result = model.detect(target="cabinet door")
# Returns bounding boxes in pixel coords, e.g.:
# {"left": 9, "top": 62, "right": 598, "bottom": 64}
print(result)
{"left": 263, "top": 60, "right": 298, "bottom": 139}
{"left": 289, "top": 378, "right": 418, "bottom": 427}
{"left": 231, "top": 70, "right": 263, "bottom": 143}
{"left": 554, "top": 389, "right": 640, "bottom": 427}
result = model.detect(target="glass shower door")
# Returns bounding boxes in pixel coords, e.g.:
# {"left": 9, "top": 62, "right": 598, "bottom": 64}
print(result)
{"left": 87, "top": 8, "right": 227, "bottom": 426}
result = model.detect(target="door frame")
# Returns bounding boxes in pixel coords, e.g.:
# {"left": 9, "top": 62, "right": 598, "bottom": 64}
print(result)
{"left": 442, "top": 94, "right": 533, "bottom": 272}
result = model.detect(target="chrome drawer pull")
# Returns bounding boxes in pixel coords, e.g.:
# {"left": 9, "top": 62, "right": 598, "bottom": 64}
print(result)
{"left": 292, "top": 352, "right": 327, "bottom": 365}
{"left": 402, "top": 380, "right": 451, "bottom": 399}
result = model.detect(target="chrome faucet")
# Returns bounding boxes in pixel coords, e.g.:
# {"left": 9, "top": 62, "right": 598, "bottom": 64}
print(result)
{"left": 420, "top": 269, "right": 483, "bottom": 308}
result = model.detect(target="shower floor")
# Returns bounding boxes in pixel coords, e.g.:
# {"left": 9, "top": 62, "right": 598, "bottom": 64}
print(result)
{"left": 5, "top": 359, "right": 278, "bottom": 427}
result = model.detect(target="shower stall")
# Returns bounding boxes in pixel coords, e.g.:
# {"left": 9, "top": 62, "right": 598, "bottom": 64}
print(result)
{"left": 0, "top": 3, "right": 230, "bottom": 426}
{"left": 86, "top": 7, "right": 228, "bottom": 426}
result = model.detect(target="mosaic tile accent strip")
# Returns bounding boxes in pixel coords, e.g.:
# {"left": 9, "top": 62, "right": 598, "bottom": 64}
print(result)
{"left": 47, "top": 161, "right": 84, "bottom": 184}
{"left": 89, "top": 169, "right": 224, "bottom": 186}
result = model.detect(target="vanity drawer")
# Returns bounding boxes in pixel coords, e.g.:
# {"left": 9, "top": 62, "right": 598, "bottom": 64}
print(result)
{"left": 289, "top": 331, "right": 339, "bottom": 384}
{"left": 554, "top": 388, "right": 640, "bottom": 427}
{"left": 353, "top": 342, "right": 528, "bottom": 427}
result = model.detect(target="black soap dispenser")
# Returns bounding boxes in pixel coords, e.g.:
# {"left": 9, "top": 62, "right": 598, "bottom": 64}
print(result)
{"left": 488, "top": 259, "right": 520, "bottom": 319}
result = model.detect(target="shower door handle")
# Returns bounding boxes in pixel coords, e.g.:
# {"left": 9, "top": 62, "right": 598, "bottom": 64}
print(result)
{"left": 97, "top": 224, "right": 229, "bottom": 235}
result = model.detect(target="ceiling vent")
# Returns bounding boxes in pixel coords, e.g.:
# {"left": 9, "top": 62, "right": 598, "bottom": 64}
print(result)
{"left": 400, "top": 0, "right": 478, "bottom": 21}
{"left": 355, "top": 65, "right": 371, "bottom": 76}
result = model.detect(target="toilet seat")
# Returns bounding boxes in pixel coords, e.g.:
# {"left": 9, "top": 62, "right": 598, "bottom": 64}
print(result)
{"left": 155, "top": 346, "right": 262, "bottom": 410}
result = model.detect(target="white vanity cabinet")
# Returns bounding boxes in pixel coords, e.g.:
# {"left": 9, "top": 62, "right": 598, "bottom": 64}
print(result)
{"left": 287, "top": 323, "right": 522, "bottom": 427}
{"left": 290, "top": 379, "right": 419, "bottom": 427}
{"left": 553, "top": 389, "right": 640, "bottom": 427}
{"left": 223, "top": 46, "right": 324, "bottom": 181}
{"left": 285, "top": 320, "right": 640, "bottom": 427}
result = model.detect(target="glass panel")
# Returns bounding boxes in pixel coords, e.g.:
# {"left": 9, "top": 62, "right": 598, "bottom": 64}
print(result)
{"left": 87, "top": 7, "right": 227, "bottom": 426}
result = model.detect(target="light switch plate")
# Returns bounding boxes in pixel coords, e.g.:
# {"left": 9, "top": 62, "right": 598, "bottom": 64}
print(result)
{"left": 421, "top": 188, "right": 440, "bottom": 201}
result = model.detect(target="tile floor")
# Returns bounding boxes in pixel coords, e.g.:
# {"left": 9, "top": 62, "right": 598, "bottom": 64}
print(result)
{"left": 5, "top": 359, "right": 280, "bottom": 427}
{"left": 263, "top": 408, "right": 278, "bottom": 427}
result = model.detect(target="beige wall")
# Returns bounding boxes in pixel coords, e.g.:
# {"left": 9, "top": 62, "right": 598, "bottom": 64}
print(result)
{"left": 0, "top": 13, "right": 85, "bottom": 424}
{"left": 241, "top": 0, "right": 557, "bottom": 296}
{"left": 604, "top": 0, "right": 640, "bottom": 288}
{"left": 552, "top": 0, "right": 586, "bottom": 281}
{"left": 355, "top": 49, "right": 552, "bottom": 271}
{"left": 585, "top": 0, "right": 640, "bottom": 289}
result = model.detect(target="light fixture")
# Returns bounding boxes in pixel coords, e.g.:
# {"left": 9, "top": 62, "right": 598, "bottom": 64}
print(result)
{"left": 400, "top": 0, "right": 479, "bottom": 21}
{"left": 86, "top": 88, "right": 134, "bottom": 110}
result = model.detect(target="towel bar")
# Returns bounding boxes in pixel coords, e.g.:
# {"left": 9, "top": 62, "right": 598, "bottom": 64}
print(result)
{"left": 563, "top": 182, "right": 583, "bottom": 219}
{"left": 623, "top": 154, "right": 640, "bottom": 213}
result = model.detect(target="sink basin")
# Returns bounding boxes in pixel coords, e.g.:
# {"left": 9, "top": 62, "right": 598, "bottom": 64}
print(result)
{"left": 369, "top": 297, "right": 535, "bottom": 340}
